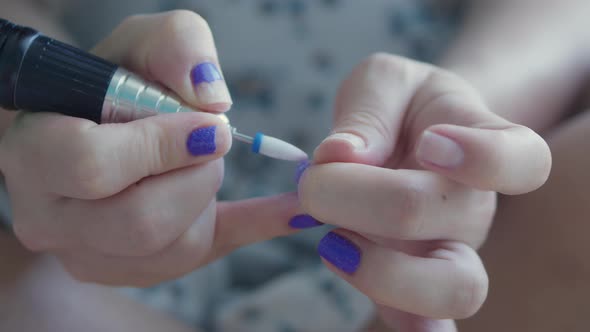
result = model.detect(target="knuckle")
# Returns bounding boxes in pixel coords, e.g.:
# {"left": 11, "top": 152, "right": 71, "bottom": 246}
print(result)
{"left": 431, "top": 68, "right": 471, "bottom": 90}
{"left": 153, "top": 10, "right": 214, "bottom": 69}
{"left": 449, "top": 263, "right": 489, "bottom": 319}
{"left": 338, "top": 109, "right": 392, "bottom": 146}
{"left": 69, "top": 149, "right": 110, "bottom": 198}
{"left": 362, "top": 53, "right": 404, "bottom": 81}
{"left": 362, "top": 52, "right": 423, "bottom": 82}
{"left": 389, "top": 184, "right": 423, "bottom": 238}
{"left": 134, "top": 121, "right": 168, "bottom": 175}
{"left": 162, "top": 10, "right": 211, "bottom": 37}
{"left": 364, "top": 52, "right": 396, "bottom": 69}
{"left": 126, "top": 206, "right": 169, "bottom": 256}
{"left": 174, "top": 231, "right": 214, "bottom": 270}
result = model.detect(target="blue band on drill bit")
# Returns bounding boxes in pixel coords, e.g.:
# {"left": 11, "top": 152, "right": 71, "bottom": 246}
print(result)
{"left": 252, "top": 132, "right": 264, "bottom": 153}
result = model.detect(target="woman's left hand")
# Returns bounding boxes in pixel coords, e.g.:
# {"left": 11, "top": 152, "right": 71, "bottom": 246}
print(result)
{"left": 297, "top": 53, "right": 552, "bottom": 331}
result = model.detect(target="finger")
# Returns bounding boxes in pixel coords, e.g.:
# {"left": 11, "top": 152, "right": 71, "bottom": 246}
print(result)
{"left": 6, "top": 111, "right": 231, "bottom": 199}
{"left": 312, "top": 53, "right": 551, "bottom": 195}
{"left": 415, "top": 122, "right": 552, "bottom": 195}
{"left": 298, "top": 163, "right": 495, "bottom": 246}
{"left": 82, "top": 111, "right": 233, "bottom": 198}
{"left": 59, "top": 193, "right": 308, "bottom": 287}
{"left": 407, "top": 75, "right": 551, "bottom": 194}
{"left": 54, "top": 160, "right": 223, "bottom": 256}
{"left": 317, "top": 230, "right": 488, "bottom": 319}
{"left": 313, "top": 53, "right": 432, "bottom": 166}
{"left": 211, "top": 192, "right": 308, "bottom": 258}
{"left": 377, "top": 306, "right": 457, "bottom": 332}
{"left": 58, "top": 199, "right": 218, "bottom": 287}
{"left": 92, "top": 10, "right": 232, "bottom": 112}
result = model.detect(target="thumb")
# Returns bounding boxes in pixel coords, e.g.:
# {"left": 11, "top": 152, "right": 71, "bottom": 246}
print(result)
{"left": 0, "top": 110, "right": 230, "bottom": 200}
{"left": 313, "top": 54, "right": 551, "bottom": 195}
{"left": 77, "top": 111, "right": 232, "bottom": 199}
{"left": 407, "top": 73, "right": 552, "bottom": 195}
{"left": 92, "top": 10, "right": 232, "bottom": 113}
{"left": 415, "top": 123, "right": 551, "bottom": 195}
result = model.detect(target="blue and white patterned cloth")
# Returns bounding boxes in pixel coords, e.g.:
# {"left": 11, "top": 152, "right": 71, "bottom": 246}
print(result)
{"left": 2, "top": 1, "right": 465, "bottom": 331}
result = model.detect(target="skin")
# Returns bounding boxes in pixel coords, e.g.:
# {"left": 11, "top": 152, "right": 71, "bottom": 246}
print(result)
{"left": 0, "top": 11, "right": 303, "bottom": 287}
{"left": 0, "top": 231, "right": 196, "bottom": 332}
{"left": 298, "top": 54, "right": 551, "bottom": 331}
{"left": 1, "top": 1, "right": 589, "bottom": 331}
{"left": 0, "top": 6, "right": 302, "bottom": 331}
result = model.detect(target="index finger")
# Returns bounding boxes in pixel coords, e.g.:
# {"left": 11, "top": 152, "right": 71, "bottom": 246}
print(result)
{"left": 92, "top": 10, "right": 232, "bottom": 113}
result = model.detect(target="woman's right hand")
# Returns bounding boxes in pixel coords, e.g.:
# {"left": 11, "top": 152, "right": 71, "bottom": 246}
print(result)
{"left": 0, "top": 11, "right": 301, "bottom": 287}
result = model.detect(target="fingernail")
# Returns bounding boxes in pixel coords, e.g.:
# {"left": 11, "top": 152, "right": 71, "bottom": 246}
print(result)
{"left": 318, "top": 232, "right": 361, "bottom": 274}
{"left": 187, "top": 126, "right": 217, "bottom": 156}
{"left": 190, "top": 62, "right": 233, "bottom": 106}
{"left": 416, "top": 131, "right": 464, "bottom": 168}
{"left": 295, "top": 159, "right": 311, "bottom": 184}
{"left": 324, "top": 132, "right": 365, "bottom": 150}
{"left": 289, "top": 214, "right": 323, "bottom": 229}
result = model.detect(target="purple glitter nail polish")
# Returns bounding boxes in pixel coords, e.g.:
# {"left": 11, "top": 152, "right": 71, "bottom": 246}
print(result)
{"left": 289, "top": 214, "right": 323, "bottom": 229}
{"left": 295, "top": 159, "right": 310, "bottom": 184}
{"left": 191, "top": 62, "right": 223, "bottom": 85}
{"left": 187, "top": 126, "right": 216, "bottom": 156}
{"left": 318, "top": 232, "right": 361, "bottom": 274}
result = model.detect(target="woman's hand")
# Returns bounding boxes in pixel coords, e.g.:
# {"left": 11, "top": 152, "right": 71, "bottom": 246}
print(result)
{"left": 0, "top": 11, "right": 300, "bottom": 287}
{"left": 297, "top": 54, "right": 552, "bottom": 331}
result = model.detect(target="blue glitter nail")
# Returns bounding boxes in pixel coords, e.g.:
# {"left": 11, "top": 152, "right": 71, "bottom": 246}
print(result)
{"left": 295, "top": 159, "right": 310, "bottom": 184}
{"left": 289, "top": 214, "right": 323, "bottom": 229}
{"left": 318, "top": 232, "right": 361, "bottom": 274}
{"left": 191, "top": 62, "right": 223, "bottom": 85}
{"left": 187, "top": 126, "right": 216, "bottom": 156}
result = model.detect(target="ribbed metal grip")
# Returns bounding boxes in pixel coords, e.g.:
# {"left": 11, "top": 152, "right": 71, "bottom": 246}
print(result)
{"left": 14, "top": 34, "right": 117, "bottom": 123}
{"left": 101, "top": 68, "right": 195, "bottom": 123}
